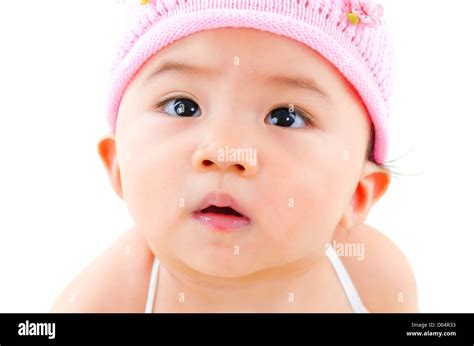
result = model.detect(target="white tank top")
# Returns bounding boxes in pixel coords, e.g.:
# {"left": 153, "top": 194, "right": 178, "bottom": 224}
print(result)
{"left": 144, "top": 246, "right": 368, "bottom": 313}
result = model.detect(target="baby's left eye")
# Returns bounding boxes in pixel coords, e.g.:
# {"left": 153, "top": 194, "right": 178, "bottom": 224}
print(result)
{"left": 265, "top": 107, "right": 311, "bottom": 128}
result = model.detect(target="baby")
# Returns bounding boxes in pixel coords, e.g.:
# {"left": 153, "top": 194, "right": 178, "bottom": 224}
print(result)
{"left": 51, "top": 0, "right": 418, "bottom": 313}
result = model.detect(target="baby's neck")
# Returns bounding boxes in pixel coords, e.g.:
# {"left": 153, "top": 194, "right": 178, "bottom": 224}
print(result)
{"left": 153, "top": 251, "right": 349, "bottom": 312}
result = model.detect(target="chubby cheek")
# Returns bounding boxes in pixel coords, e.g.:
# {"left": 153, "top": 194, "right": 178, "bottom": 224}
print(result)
{"left": 257, "top": 136, "right": 350, "bottom": 263}
{"left": 117, "top": 124, "right": 193, "bottom": 244}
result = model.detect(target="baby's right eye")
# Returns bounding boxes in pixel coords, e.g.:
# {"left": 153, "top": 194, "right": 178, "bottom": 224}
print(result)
{"left": 157, "top": 97, "right": 201, "bottom": 117}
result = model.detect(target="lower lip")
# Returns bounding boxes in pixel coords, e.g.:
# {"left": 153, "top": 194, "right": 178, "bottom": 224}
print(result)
{"left": 192, "top": 212, "right": 251, "bottom": 231}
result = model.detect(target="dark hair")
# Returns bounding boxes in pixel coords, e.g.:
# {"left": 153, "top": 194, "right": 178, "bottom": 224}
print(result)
{"left": 366, "top": 125, "right": 424, "bottom": 179}
{"left": 366, "top": 127, "right": 402, "bottom": 178}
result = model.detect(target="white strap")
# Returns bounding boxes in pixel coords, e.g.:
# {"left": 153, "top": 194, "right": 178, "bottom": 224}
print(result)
{"left": 325, "top": 246, "right": 368, "bottom": 313}
{"left": 144, "top": 257, "right": 160, "bottom": 313}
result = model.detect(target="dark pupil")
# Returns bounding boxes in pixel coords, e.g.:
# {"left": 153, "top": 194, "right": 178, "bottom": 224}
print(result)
{"left": 270, "top": 108, "right": 296, "bottom": 127}
{"left": 174, "top": 98, "right": 198, "bottom": 117}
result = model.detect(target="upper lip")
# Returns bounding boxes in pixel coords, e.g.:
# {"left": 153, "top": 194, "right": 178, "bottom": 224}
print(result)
{"left": 193, "top": 192, "right": 251, "bottom": 219}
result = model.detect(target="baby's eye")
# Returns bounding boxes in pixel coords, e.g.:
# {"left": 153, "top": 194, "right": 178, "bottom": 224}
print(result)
{"left": 158, "top": 97, "right": 201, "bottom": 117}
{"left": 265, "top": 107, "right": 311, "bottom": 128}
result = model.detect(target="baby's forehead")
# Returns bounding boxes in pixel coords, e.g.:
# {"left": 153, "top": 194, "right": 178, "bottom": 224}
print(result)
{"left": 135, "top": 28, "right": 345, "bottom": 100}
{"left": 145, "top": 27, "right": 331, "bottom": 72}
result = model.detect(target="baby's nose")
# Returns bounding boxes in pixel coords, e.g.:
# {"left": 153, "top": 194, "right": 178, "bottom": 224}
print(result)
{"left": 192, "top": 144, "right": 259, "bottom": 177}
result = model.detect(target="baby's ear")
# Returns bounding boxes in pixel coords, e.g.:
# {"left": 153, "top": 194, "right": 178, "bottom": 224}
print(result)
{"left": 97, "top": 133, "right": 123, "bottom": 199}
{"left": 339, "top": 161, "right": 391, "bottom": 230}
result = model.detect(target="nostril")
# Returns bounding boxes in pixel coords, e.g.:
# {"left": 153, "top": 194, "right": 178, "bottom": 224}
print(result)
{"left": 202, "top": 160, "right": 213, "bottom": 166}
{"left": 235, "top": 164, "right": 245, "bottom": 171}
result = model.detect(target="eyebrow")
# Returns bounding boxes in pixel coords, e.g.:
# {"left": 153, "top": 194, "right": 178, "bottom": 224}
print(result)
{"left": 144, "top": 61, "right": 218, "bottom": 84}
{"left": 144, "top": 60, "right": 331, "bottom": 101}
{"left": 263, "top": 74, "right": 330, "bottom": 102}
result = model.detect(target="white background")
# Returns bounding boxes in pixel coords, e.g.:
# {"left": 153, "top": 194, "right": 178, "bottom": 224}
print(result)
{"left": 0, "top": 0, "right": 473, "bottom": 313}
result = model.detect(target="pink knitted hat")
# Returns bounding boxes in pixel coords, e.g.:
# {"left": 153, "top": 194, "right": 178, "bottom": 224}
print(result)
{"left": 106, "top": 0, "right": 394, "bottom": 164}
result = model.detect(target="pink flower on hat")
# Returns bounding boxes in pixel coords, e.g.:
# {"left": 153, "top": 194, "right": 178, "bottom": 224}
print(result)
{"left": 346, "top": 0, "right": 384, "bottom": 28}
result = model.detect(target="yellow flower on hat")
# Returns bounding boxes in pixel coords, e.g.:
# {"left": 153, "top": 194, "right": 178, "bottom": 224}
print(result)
{"left": 346, "top": 0, "right": 383, "bottom": 27}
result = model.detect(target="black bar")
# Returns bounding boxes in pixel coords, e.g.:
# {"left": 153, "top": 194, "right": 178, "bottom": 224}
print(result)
{"left": 0, "top": 313, "right": 473, "bottom": 345}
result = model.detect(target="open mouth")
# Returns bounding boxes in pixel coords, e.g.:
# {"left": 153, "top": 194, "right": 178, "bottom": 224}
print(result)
{"left": 192, "top": 208, "right": 251, "bottom": 231}
{"left": 200, "top": 205, "right": 244, "bottom": 217}
{"left": 192, "top": 192, "right": 252, "bottom": 231}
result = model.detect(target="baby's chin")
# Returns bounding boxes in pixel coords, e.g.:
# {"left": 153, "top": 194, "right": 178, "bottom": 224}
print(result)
{"left": 173, "top": 243, "right": 268, "bottom": 279}
{"left": 166, "top": 239, "right": 323, "bottom": 283}
{"left": 171, "top": 240, "right": 308, "bottom": 282}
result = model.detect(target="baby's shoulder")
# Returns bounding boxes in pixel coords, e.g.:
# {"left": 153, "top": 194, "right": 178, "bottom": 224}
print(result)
{"left": 333, "top": 223, "right": 419, "bottom": 312}
{"left": 50, "top": 227, "right": 154, "bottom": 312}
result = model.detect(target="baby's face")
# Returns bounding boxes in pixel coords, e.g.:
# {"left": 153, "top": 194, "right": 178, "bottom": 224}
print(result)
{"left": 107, "top": 28, "right": 377, "bottom": 278}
